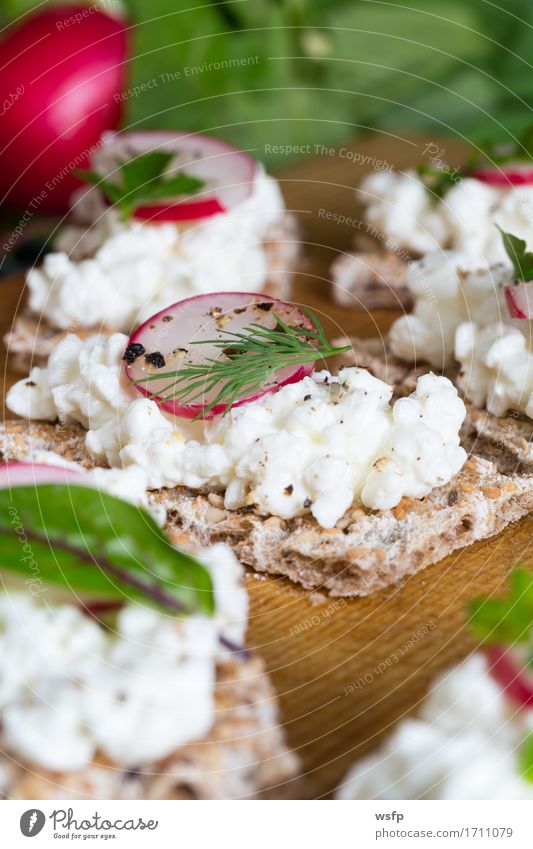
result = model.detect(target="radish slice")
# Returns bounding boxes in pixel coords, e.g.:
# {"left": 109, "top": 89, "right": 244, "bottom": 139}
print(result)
{"left": 504, "top": 282, "right": 533, "bottom": 319}
{"left": 97, "top": 130, "right": 256, "bottom": 223}
{"left": 487, "top": 645, "right": 533, "bottom": 709}
{"left": 470, "top": 166, "right": 533, "bottom": 186}
{"left": 132, "top": 197, "right": 225, "bottom": 223}
{"left": 0, "top": 461, "right": 82, "bottom": 488}
{"left": 125, "top": 292, "right": 315, "bottom": 419}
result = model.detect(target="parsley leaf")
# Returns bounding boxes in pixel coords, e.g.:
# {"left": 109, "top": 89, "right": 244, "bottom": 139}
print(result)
{"left": 468, "top": 567, "right": 533, "bottom": 644}
{"left": 497, "top": 227, "right": 533, "bottom": 282}
{"left": 75, "top": 150, "right": 206, "bottom": 221}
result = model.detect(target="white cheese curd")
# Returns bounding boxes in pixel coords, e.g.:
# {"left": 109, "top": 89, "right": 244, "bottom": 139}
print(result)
{"left": 360, "top": 169, "right": 533, "bottom": 264}
{"left": 28, "top": 168, "right": 286, "bottom": 332}
{"left": 388, "top": 250, "right": 533, "bottom": 420}
{"left": 359, "top": 170, "right": 449, "bottom": 254}
{"left": 6, "top": 333, "right": 467, "bottom": 528}
{"left": 337, "top": 654, "right": 533, "bottom": 800}
{"left": 0, "top": 542, "right": 247, "bottom": 772}
{"left": 455, "top": 322, "right": 533, "bottom": 419}
{"left": 388, "top": 250, "right": 513, "bottom": 368}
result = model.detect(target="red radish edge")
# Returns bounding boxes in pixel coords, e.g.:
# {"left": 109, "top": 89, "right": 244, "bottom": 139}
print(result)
{"left": 0, "top": 461, "right": 82, "bottom": 487}
{"left": 470, "top": 168, "right": 533, "bottom": 187}
{"left": 486, "top": 644, "right": 533, "bottom": 709}
{"left": 98, "top": 130, "right": 257, "bottom": 224}
{"left": 125, "top": 292, "right": 316, "bottom": 420}
{"left": 132, "top": 196, "right": 225, "bottom": 222}
{"left": 504, "top": 282, "right": 533, "bottom": 319}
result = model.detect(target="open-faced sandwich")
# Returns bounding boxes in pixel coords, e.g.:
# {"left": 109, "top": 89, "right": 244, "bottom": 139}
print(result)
{"left": 6, "top": 131, "right": 301, "bottom": 371}
{"left": 337, "top": 568, "right": 533, "bottom": 800}
{"left": 335, "top": 228, "right": 533, "bottom": 483}
{"left": 0, "top": 461, "right": 297, "bottom": 799}
{"left": 4, "top": 292, "right": 533, "bottom": 597}
{"left": 330, "top": 130, "right": 533, "bottom": 309}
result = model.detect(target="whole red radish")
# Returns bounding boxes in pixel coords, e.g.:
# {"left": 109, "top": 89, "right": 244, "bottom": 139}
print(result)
{"left": 0, "top": 4, "right": 127, "bottom": 213}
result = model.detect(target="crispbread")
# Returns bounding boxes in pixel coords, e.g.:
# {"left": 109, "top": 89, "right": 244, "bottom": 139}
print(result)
{"left": 2, "top": 419, "right": 533, "bottom": 598}
{"left": 4, "top": 212, "right": 301, "bottom": 372}
{"left": 0, "top": 655, "right": 298, "bottom": 800}
{"left": 330, "top": 250, "right": 411, "bottom": 310}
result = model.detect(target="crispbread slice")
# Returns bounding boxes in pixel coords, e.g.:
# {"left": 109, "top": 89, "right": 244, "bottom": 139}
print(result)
{"left": 4, "top": 213, "right": 301, "bottom": 372}
{"left": 334, "top": 335, "right": 533, "bottom": 478}
{"left": 151, "top": 456, "right": 533, "bottom": 596}
{"left": 0, "top": 655, "right": 298, "bottom": 800}
{"left": 2, "top": 420, "right": 533, "bottom": 598}
{"left": 330, "top": 250, "right": 412, "bottom": 310}
{"left": 461, "top": 403, "right": 533, "bottom": 477}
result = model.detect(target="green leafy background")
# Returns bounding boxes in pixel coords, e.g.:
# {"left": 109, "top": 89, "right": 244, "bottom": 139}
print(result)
{"left": 2, "top": 0, "right": 533, "bottom": 166}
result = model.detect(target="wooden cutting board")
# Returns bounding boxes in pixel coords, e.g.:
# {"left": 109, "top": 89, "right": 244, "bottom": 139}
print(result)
{"left": 2, "top": 134, "right": 532, "bottom": 800}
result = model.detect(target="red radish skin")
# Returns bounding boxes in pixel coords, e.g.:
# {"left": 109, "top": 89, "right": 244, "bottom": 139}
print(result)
{"left": 504, "top": 283, "right": 533, "bottom": 319}
{"left": 0, "top": 6, "right": 127, "bottom": 213}
{"left": 470, "top": 167, "right": 533, "bottom": 187}
{"left": 133, "top": 196, "right": 225, "bottom": 223}
{"left": 0, "top": 461, "right": 82, "bottom": 488}
{"left": 487, "top": 645, "right": 533, "bottom": 709}
{"left": 98, "top": 130, "right": 256, "bottom": 223}
{"left": 125, "top": 292, "right": 315, "bottom": 419}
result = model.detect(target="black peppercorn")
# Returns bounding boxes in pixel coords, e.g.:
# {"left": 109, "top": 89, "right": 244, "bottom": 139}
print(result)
{"left": 145, "top": 351, "right": 166, "bottom": 368}
{"left": 122, "top": 342, "right": 146, "bottom": 364}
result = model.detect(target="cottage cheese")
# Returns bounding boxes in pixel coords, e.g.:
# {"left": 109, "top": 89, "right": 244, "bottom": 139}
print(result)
{"left": 455, "top": 322, "right": 533, "bottom": 419}
{"left": 27, "top": 168, "right": 286, "bottom": 332}
{"left": 388, "top": 250, "right": 533, "bottom": 420}
{"left": 360, "top": 169, "right": 533, "bottom": 264}
{"left": 0, "top": 542, "right": 247, "bottom": 772}
{"left": 6, "top": 333, "right": 467, "bottom": 527}
{"left": 337, "top": 654, "right": 533, "bottom": 800}
{"left": 389, "top": 251, "right": 512, "bottom": 368}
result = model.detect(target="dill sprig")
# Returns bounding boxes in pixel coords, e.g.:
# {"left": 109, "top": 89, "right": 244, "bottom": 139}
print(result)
{"left": 130, "top": 307, "right": 351, "bottom": 419}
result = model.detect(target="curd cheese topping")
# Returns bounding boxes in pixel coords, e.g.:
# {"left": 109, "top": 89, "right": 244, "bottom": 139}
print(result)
{"left": 27, "top": 168, "right": 286, "bottom": 332}
{"left": 455, "top": 322, "right": 533, "bottom": 419}
{"left": 0, "top": 543, "right": 247, "bottom": 772}
{"left": 337, "top": 654, "right": 533, "bottom": 800}
{"left": 388, "top": 251, "right": 512, "bottom": 368}
{"left": 388, "top": 250, "right": 533, "bottom": 420}
{"left": 6, "top": 333, "right": 467, "bottom": 527}
{"left": 360, "top": 169, "right": 533, "bottom": 263}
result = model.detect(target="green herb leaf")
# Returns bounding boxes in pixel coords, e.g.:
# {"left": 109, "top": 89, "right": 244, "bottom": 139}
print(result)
{"left": 519, "top": 733, "right": 533, "bottom": 783}
{"left": 497, "top": 227, "right": 533, "bottom": 282}
{"left": 468, "top": 567, "right": 533, "bottom": 644}
{"left": 416, "top": 162, "right": 463, "bottom": 199}
{"left": 131, "top": 307, "right": 351, "bottom": 420}
{"left": 0, "top": 484, "right": 214, "bottom": 616}
{"left": 74, "top": 151, "right": 206, "bottom": 221}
